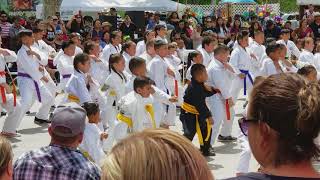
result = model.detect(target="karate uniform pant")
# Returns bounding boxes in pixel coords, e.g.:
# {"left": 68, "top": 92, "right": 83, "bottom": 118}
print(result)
{"left": 208, "top": 96, "right": 235, "bottom": 145}
{"left": 163, "top": 104, "right": 176, "bottom": 126}
{"left": 236, "top": 134, "right": 252, "bottom": 173}
{"left": 18, "top": 78, "right": 55, "bottom": 120}
{"left": 92, "top": 90, "right": 108, "bottom": 127}
{"left": 231, "top": 77, "right": 253, "bottom": 103}
{"left": 1, "top": 94, "right": 24, "bottom": 133}
{"left": 153, "top": 102, "right": 165, "bottom": 128}
{"left": 180, "top": 110, "right": 212, "bottom": 152}
{"left": 103, "top": 120, "right": 128, "bottom": 152}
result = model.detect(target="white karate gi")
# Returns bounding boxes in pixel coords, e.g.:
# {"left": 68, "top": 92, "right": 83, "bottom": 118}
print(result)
{"left": 79, "top": 123, "right": 106, "bottom": 166}
{"left": 155, "top": 36, "right": 168, "bottom": 44}
{"left": 139, "top": 52, "right": 153, "bottom": 66}
{"left": 135, "top": 40, "right": 146, "bottom": 56}
{"left": 260, "top": 58, "right": 297, "bottom": 76}
{"left": 101, "top": 44, "right": 121, "bottom": 64}
{"left": 198, "top": 48, "right": 213, "bottom": 67}
{"left": 299, "top": 49, "right": 320, "bottom": 71}
{"left": 229, "top": 46, "right": 255, "bottom": 101}
{"left": 32, "top": 40, "right": 56, "bottom": 60}
{"left": 248, "top": 41, "right": 266, "bottom": 76}
{"left": 207, "top": 58, "right": 236, "bottom": 145}
{"left": 17, "top": 45, "right": 55, "bottom": 120}
{"left": 65, "top": 70, "right": 92, "bottom": 104}
{"left": 55, "top": 53, "right": 74, "bottom": 92}
{"left": 148, "top": 55, "right": 172, "bottom": 126}
{"left": 0, "top": 50, "right": 24, "bottom": 133}
{"left": 53, "top": 46, "right": 82, "bottom": 66}
{"left": 276, "top": 39, "right": 300, "bottom": 59}
{"left": 122, "top": 52, "right": 133, "bottom": 73}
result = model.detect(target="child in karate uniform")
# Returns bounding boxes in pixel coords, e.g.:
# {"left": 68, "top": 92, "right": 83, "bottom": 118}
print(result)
{"left": 116, "top": 77, "right": 155, "bottom": 138}
{"left": 276, "top": 29, "right": 300, "bottom": 60}
{"left": 185, "top": 50, "right": 203, "bottom": 84}
{"left": 79, "top": 102, "right": 107, "bottom": 165}
{"left": 55, "top": 41, "right": 76, "bottom": 92}
{"left": 0, "top": 43, "right": 24, "bottom": 137}
{"left": 207, "top": 45, "right": 237, "bottom": 144}
{"left": 65, "top": 53, "right": 93, "bottom": 104}
{"left": 121, "top": 41, "right": 136, "bottom": 73}
{"left": 101, "top": 31, "right": 122, "bottom": 64}
{"left": 148, "top": 40, "right": 176, "bottom": 128}
{"left": 83, "top": 41, "right": 109, "bottom": 127}
{"left": 180, "top": 64, "right": 217, "bottom": 156}
{"left": 17, "top": 30, "right": 55, "bottom": 124}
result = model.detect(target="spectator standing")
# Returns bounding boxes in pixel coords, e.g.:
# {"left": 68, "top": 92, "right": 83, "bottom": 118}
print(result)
{"left": 66, "top": 14, "right": 84, "bottom": 35}
{"left": 191, "top": 24, "right": 203, "bottom": 50}
{"left": 13, "top": 103, "right": 101, "bottom": 180}
{"left": 230, "top": 19, "right": 242, "bottom": 35}
{"left": 101, "top": 21, "right": 112, "bottom": 34}
{"left": 167, "top": 12, "right": 180, "bottom": 28}
{"left": 44, "top": 17, "right": 56, "bottom": 48}
{"left": 0, "top": 11, "right": 11, "bottom": 49}
{"left": 264, "top": 20, "right": 281, "bottom": 40}
{"left": 119, "top": 15, "right": 136, "bottom": 40}
{"left": 100, "top": 31, "right": 110, "bottom": 49}
{"left": 136, "top": 30, "right": 155, "bottom": 56}
{"left": 9, "top": 16, "right": 24, "bottom": 52}
{"left": 292, "top": 19, "right": 314, "bottom": 40}
{"left": 310, "top": 14, "right": 320, "bottom": 39}
{"left": 91, "top": 19, "right": 103, "bottom": 40}
{"left": 249, "top": 21, "right": 262, "bottom": 37}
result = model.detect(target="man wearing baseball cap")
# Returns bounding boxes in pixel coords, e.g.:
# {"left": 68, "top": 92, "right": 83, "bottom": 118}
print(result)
{"left": 13, "top": 103, "right": 101, "bottom": 180}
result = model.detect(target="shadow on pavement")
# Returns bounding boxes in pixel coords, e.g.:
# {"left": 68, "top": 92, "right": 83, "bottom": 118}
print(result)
{"left": 18, "top": 125, "right": 48, "bottom": 135}
{"left": 207, "top": 163, "right": 224, "bottom": 170}
{"left": 8, "top": 138, "right": 22, "bottom": 144}
{"left": 214, "top": 142, "right": 242, "bottom": 154}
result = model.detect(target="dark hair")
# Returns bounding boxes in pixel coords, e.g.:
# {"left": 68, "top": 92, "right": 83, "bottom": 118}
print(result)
{"left": 82, "top": 102, "right": 100, "bottom": 117}
{"left": 109, "top": 53, "right": 127, "bottom": 82}
{"left": 32, "top": 28, "right": 43, "bottom": 34}
{"left": 18, "top": 30, "right": 33, "bottom": 39}
{"left": 154, "top": 39, "right": 167, "bottom": 50}
{"left": 266, "top": 43, "right": 281, "bottom": 56}
{"left": 121, "top": 40, "right": 135, "bottom": 54}
{"left": 133, "top": 76, "right": 152, "bottom": 92}
{"left": 62, "top": 40, "right": 75, "bottom": 51}
{"left": 73, "top": 53, "right": 90, "bottom": 72}
{"left": 250, "top": 73, "right": 320, "bottom": 166}
{"left": 237, "top": 30, "right": 249, "bottom": 42}
{"left": 191, "top": 64, "right": 206, "bottom": 78}
{"left": 83, "top": 40, "right": 98, "bottom": 54}
{"left": 129, "top": 57, "right": 146, "bottom": 74}
{"left": 297, "top": 65, "right": 317, "bottom": 77}
{"left": 202, "top": 36, "right": 214, "bottom": 49}
{"left": 144, "top": 30, "right": 155, "bottom": 42}
{"left": 214, "top": 44, "right": 230, "bottom": 55}
{"left": 154, "top": 24, "right": 166, "bottom": 37}
{"left": 216, "top": 17, "right": 227, "bottom": 34}
{"left": 146, "top": 39, "right": 155, "bottom": 50}
{"left": 265, "top": 37, "right": 277, "bottom": 46}
{"left": 187, "top": 50, "right": 201, "bottom": 69}
{"left": 280, "top": 29, "right": 291, "bottom": 35}
{"left": 253, "top": 31, "right": 264, "bottom": 39}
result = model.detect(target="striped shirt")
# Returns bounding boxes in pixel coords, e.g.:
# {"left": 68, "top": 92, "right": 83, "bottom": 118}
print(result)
{"left": 0, "top": 22, "right": 12, "bottom": 37}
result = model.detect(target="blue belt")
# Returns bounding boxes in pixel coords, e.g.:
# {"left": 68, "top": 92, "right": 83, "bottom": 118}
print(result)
{"left": 62, "top": 74, "right": 71, "bottom": 79}
{"left": 239, "top": 69, "right": 253, "bottom": 96}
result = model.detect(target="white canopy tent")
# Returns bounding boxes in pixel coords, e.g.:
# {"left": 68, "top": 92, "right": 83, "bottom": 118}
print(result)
{"left": 60, "top": 0, "right": 186, "bottom": 12}
{"left": 297, "top": 0, "right": 320, "bottom": 5}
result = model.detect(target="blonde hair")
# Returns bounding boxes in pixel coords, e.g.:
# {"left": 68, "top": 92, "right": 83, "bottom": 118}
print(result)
{"left": 102, "top": 129, "right": 214, "bottom": 180}
{"left": 0, "top": 137, "right": 12, "bottom": 176}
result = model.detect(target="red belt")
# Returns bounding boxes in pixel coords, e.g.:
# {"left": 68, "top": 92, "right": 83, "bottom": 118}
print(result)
{"left": 214, "top": 88, "right": 231, "bottom": 121}
{"left": 0, "top": 71, "right": 6, "bottom": 104}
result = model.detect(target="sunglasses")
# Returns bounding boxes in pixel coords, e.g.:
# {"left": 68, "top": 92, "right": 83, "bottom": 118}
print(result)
{"left": 238, "top": 117, "right": 258, "bottom": 136}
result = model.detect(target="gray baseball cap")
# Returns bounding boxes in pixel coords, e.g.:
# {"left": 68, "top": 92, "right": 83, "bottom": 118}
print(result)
{"left": 50, "top": 103, "right": 86, "bottom": 137}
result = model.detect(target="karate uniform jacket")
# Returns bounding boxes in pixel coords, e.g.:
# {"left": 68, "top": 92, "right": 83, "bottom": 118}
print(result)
{"left": 101, "top": 44, "right": 121, "bottom": 64}
{"left": 276, "top": 39, "right": 300, "bottom": 59}
{"left": 65, "top": 70, "right": 92, "bottom": 104}
{"left": 260, "top": 58, "right": 297, "bottom": 76}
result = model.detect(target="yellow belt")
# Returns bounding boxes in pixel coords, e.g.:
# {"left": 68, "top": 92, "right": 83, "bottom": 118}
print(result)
{"left": 117, "top": 104, "right": 156, "bottom": 129}
{"left": 79, "top": 148, "right": 94, "bottom": 162}
{"left": 68, "top": 94, "right": 80, "bottom": 103}
{"left": 181, "top": 102, "right": 212, "bottom": 145}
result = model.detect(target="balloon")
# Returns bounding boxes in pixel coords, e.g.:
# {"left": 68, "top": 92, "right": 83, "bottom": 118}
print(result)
{"left": 243, "top": 11, "right": 250, "bottom": 18}
{"left": 258, "top": 12, "right": 264, "bottom": 17}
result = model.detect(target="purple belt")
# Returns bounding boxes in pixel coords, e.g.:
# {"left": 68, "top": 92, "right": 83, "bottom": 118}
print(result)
{"left": 62, "top": 74, "right": 71, "bottom": 79}
{"left": 17, "top": 72, "right": 41, "bottom": 102}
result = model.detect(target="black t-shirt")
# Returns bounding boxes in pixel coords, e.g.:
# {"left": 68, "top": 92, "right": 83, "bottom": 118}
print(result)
{"left": 225, "top": 173, "right": 320, "bottom": 180}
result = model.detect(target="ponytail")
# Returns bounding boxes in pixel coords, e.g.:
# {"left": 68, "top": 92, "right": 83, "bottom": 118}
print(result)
{"left": 187, "top": 51, "right": 201, "bottom": 70}
{"left": 109, "top": 53, "right": 127, "bottom": 82}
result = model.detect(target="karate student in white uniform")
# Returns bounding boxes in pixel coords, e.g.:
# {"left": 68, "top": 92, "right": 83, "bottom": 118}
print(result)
{"left": 83, "top": 41, "right": 109, "bottom": 128}
{"left": 139, "top": 39, "right": 156, "bottom": 65}
{"left": 0, "top": 39, "right": 24, "bottom": 137}
{"left": 148, "top": 40, "right": 176, "bottom": 128}
{"left": 65, "top": 53, "right": 93, "bottom": 104}
{"left": 198, "top": 36, "right": 216, "bottom": 67}
{"left": 101, "top": 31, "right": 122, "bottom": 64}
{"left": 230, "top": 31, "right": 256, "bottom": 102}
{"left": 79, "top": 102, "right": 107, "bottom": 165}
{"left": 55, "top": 41, "right": 76, "bottom": 92}
{"left": 248, "top": 31, "right": 266, "bottom": 76}
{"left": 276, "top": 29, "right": 300, "bottom": 59}
{"left": 136, "top": 30, "right": 155, "bottom": 56}
{"left": 185, "top": 50, "right": 203, "bottom": 84}
{"left": 115, "top": 77, "right": 155, "bottom": 140}
{"left": 16, "top": 30, "right": 55, "bottom": 124}
{"left": 121, "top": 40, "right": 136, "bottom": 73}
{"left": 207, "top": 45, "right": 237, "bottom": 144}
{"left": 260, "top": 43, "right": 297, "bottom": 76}
{"left": 299, "top": 37, "right": 320, "bottom": 70}
{"left": 155, "top": 24, "right": 168, "bottom": 43}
